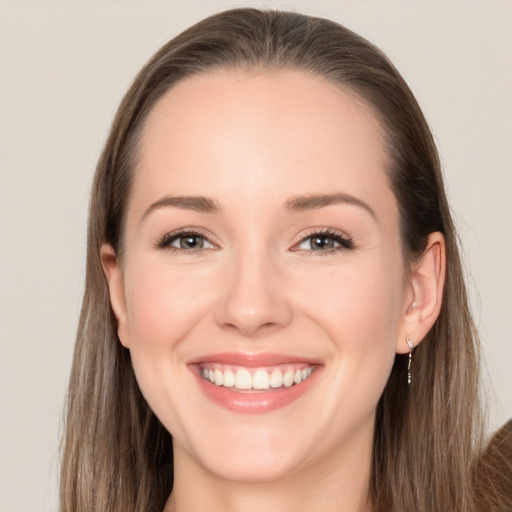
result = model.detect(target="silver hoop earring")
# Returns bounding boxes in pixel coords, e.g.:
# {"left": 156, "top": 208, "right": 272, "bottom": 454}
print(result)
{"left": 407, "top": 338, "right": 414, "bottom": 385}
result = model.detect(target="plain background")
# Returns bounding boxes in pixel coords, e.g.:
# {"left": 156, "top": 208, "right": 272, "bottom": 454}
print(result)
{"left": 1, "top": 1, "right": 511, "bottom": 510}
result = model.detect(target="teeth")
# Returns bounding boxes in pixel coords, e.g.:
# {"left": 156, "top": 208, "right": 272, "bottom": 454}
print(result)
{"left": 253, "top": 370, "right": 270, "bottom": 390}
{"left": 283, "top": 369, "right": 294, "bottom": 387}
{"left": 223, "top": 369, "right": 235, "bottom": 387}
{"left": 235, "top": 368, "right": 252, "bottom": 390}
{"left": 200, "top": 364, "right": 314, "bottom": 391}
{"left": 270, "top": 369, "right": 283, "bottom": 388}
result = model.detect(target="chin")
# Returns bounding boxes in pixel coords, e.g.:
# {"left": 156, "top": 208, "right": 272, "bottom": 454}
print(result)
{"left": 203, "top": 451, "right": 303, "bottom": 484}
{"left": 181, "top": 425, "right": 313, "bottom": 484}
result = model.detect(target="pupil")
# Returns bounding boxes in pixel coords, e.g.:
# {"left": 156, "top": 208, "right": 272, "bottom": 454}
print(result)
{"left": 312, "top": 236, "right": 333, "bottom": 250}
{"left": 181, "top": 235, "right": 202, "bottom": 249}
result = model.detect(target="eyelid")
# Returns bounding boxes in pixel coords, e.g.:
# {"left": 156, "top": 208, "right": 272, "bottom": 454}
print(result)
{"left": 155, "top": 227, "right": 219, "bottom": 251}
{"left": 154, "top": 226, "right": 354, "bottom": 253}
{"left": 291, "top": 227, "right": 355, "bottom": 253}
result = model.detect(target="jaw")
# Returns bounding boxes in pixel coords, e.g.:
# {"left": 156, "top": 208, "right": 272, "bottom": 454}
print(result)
{"left": 168, "top": 407, "right": 376, "bottom": 512}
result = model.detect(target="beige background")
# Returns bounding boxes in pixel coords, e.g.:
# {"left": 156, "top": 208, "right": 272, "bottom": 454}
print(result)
{"left": 1, "top": 1, "right": 511, "bottom": 510}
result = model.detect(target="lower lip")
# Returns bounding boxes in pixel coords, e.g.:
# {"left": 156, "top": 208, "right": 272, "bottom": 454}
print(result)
{"left": 192, "top": 367, "right": 320, "bottom": 414}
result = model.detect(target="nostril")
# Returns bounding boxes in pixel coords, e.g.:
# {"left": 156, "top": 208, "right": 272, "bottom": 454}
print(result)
{"left": 221, "top": 319, "right": 282, "bottom": 337}
{"left": 214, "top": 258, "right": 293, "bottom": 335}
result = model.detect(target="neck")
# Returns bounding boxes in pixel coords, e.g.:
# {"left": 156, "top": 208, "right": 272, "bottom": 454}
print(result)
{"left": 164, "top": 432, "right": 373, "bottom": 512}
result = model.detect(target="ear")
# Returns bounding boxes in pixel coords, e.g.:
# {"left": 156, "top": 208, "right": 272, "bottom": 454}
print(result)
{"left": 100, "top": 244, "right": 130, "bottom": 348}
{"left": 396, "top": 232, "right": 446, "bottom": 354}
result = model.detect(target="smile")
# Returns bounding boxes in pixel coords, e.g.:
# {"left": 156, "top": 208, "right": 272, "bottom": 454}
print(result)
{"left": 190, "top": 354, "right": 321, "bottom": 413}
{"left": 199, "top": 364, "right": 315, "bottom": 391}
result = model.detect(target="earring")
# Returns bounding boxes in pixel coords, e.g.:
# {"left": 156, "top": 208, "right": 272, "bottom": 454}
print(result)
{"left": 407, "top": 338, "right": 414, "bottom": 385}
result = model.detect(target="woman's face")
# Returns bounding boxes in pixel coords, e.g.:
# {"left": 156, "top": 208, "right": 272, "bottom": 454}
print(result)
{"left": 106, "top": 70, "right": 414, "bottom": 483}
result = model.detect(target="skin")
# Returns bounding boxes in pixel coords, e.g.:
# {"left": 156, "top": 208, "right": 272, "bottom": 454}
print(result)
{"left": 102, "top": 70, "right": 445, "bottom": 512}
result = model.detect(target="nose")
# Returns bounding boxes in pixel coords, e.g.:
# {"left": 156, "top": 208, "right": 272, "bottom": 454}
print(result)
{"left": 215, "top": 248, "right": 293, "bottom": 337}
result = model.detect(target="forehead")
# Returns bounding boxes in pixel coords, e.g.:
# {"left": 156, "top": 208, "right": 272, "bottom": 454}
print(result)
{"left": 132, "top": 69, "right": 395, "bottom": 218}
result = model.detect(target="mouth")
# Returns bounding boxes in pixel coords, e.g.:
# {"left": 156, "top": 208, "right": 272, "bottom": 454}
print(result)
{"left": 188, "top": 353, "right": 321, "bottom": 413}
{"left": 198, "top": 363, "right": 315, "bottom": 392}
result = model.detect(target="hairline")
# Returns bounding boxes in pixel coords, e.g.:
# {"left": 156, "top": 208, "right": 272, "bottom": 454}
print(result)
{"left": 115, "top": 64, "right": 403, "bottom": 258}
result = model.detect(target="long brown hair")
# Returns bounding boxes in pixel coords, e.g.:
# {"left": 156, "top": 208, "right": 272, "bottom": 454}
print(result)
{"left": 61, "top": 9, "right": 491, "bottom": 511}
{"left": 475, "top": 420, "right": 512, "bottom": 511}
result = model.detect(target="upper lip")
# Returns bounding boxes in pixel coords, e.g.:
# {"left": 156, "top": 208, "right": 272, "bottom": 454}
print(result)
{"left": 186, "top": 352, "right": 322, "bottom": 368}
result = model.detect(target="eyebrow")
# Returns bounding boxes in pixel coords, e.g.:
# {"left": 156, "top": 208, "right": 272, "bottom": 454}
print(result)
{"left": 284, "top": 193, "right": 377, "bottom": 219}
{"left": 141, "top": 192, "right": 376, "bottom": 223}
{"left": 141, "top": 195, "right": 221, "bottom": 223}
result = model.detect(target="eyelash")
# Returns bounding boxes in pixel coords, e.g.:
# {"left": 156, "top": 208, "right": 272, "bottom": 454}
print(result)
{"left": 156, "top": 228, "right": 215, "bottom": 254}
{"left": 155, "top": 228, "right": 355, "bottom": 255}
{"left": 292, "top": 228, "right": 355, "bottom": 255}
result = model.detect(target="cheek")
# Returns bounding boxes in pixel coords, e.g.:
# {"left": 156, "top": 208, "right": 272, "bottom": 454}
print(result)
{"left": 123, "top": 259, "right": 215, "bottom": 352}
{"left": 293, "top": 257, "right": 404, "bottom": 398}
{"left": 296, "top": 258, "right": 404, "bottom": 342}
{"left": 121, "top": 259, "right": 219, "bottom": 430}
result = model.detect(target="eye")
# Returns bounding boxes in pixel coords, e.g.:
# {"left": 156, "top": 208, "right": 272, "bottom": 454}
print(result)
{"left": 294, "top": 229, "right": 354, "bottom": 253}
{"left": 157, "top": 230, "right": 215, "bottom": 252}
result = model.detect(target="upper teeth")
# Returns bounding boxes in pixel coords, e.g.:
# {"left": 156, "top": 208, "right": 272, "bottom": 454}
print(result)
{"left": 200, "top": 365, "right": 314, "bottom": 390}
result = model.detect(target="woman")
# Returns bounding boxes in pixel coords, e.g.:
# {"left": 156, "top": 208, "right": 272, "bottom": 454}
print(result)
{"left": 60, "top": 8, "right": 510, "bottom": 512}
